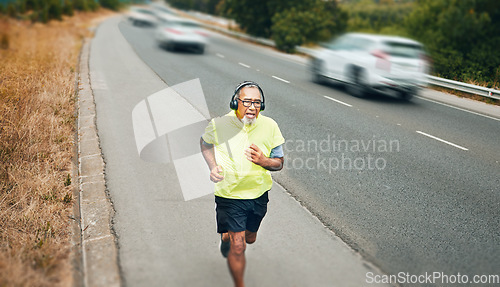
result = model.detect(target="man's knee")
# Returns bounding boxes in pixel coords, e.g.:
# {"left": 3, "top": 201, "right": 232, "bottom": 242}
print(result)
{"left": 245, "top": 231, "right": 257, "bottom": 244}
{"left": 229, "top": 231, "right": 246, "bottom": 255}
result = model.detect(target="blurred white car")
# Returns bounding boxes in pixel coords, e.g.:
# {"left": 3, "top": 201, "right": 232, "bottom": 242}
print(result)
{"left": 155, "top": 17, "right": 208, "bottom": 54}
{"left": 150, "top": 3, "right": 177, "bottom": 18}
{"left": 310, "top": 33, "right": 431, "bottom": 100}
{"left": 126, "top": 6, "right": 158, "bottom": 27}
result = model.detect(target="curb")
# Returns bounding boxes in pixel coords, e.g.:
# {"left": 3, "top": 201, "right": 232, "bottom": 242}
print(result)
{"left": 77, "top": 38, "right": 121, "bottom": 287}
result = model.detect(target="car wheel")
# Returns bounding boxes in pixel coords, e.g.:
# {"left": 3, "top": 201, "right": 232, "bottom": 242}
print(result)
{"left": 399, "top": 90, "right": 415, "bottom": 101}
{"left": 166, "top": 42, "right": 175, "bottom": 51}
{"left": 346, "top": 66, "right": 367, "bottom": 98}
{"left": 157, "top": 40, "right": 164, "bottom": 49}
{"left": 197, "top": 45, "right": 205, "bottom": 54}
{"left": 311, "top": 58, "right": 325, "bottom": 84}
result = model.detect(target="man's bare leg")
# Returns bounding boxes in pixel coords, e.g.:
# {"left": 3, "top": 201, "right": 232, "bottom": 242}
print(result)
{"left": 224, "top": 231, "right": 256, "bottom": 243}
{"left": 227, "top": 231, "right": 246, "bottom": 287}
{"left": 222, "top": 232, "right": 230, "bottom": 242}
{"left": 245, "top": 230, "right": 257, "bottom": 244}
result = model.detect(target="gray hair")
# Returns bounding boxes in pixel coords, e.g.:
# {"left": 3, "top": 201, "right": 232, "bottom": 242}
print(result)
{"left": 237, "top": 84, "right": 262, "bottom": 100}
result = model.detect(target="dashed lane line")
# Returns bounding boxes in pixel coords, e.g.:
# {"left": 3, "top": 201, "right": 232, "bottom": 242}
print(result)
{"left": 416, "top": 130, "right": 469, "bottom": 151}
{"left": 214, "top": 52, "right": 487, "bottom": 155}
{"left": 323, "top": 95, "right": 353, "bottom": 107}
{"left": 238, "top": 62, "right": 251, "bottom": 68}
{"left": 214, "top": 52, "right": 497, "bottom": 124}
{"left": 272, "top": 75, "right": 290, "bottom": 83}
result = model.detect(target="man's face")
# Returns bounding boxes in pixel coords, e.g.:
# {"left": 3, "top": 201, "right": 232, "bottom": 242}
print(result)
{"left": 235, "top": 87, "right": 262, "bottom": 123}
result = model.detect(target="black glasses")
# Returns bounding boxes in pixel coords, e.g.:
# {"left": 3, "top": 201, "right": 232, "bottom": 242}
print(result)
{"left": 238, "top": 99, "right": 262, "bottom": 108}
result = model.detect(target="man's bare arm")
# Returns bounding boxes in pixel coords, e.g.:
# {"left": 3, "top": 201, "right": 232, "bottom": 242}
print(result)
{"left": 200, "top": 137, "right": 224, "bottom": 182}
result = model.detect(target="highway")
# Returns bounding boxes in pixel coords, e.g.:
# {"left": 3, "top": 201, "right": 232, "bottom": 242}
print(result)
{"left": 91, "top": 16, "right": 500, "bottom": 286}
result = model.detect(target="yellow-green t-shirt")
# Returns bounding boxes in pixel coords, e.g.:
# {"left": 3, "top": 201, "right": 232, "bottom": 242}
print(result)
{"left": 202, "top": 111, "right": 285, "bottom": 199}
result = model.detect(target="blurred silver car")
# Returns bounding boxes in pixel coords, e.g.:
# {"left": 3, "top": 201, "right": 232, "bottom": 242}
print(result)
{"left": 150, "top": 3, "right": 177, "bottom": 18}
{"left": 126, "top": 6, "right": 158, "bottom": 27}
{"left": 155, "top": 17, "right": 208, "bottom": 54}
{"left": 310, "top": 33, "right": 431, "bottom": 100}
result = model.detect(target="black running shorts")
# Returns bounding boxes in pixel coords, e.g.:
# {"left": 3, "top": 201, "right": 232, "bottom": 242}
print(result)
{"left": 215, "top": 191, "right": 269, "bottom": 234}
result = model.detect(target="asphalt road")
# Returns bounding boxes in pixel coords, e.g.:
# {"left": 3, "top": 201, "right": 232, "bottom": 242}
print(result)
{"left": 90, "top": 16, "right": 393, "bottom": 287}
{"left": 93, "top": 15, "right": 500, "bottom": 286}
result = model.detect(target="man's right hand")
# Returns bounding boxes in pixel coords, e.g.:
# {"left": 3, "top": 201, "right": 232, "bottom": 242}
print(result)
{"left": 210, "top": 166, "right": 224, "bottom": 183}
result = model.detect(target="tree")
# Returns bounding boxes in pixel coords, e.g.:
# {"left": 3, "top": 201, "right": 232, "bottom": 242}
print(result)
{"left": 344, "top": 0, "right": 413, "bottom": 35}
{"left": 63, "top": 0, "right": 74, "bottom": 16}
{"left": 221, "top": 0, "right": 347, "bottom": 51}
{"left": 47, "top": 0, "right": 63, "bottom": 20}
{"left": 100, "top": 0, "right": 120, "bottom": 11}
{"left": 220, "top": 0, "right": 273, "bottom": 37}
{"left": 73, "top": 0, "right": 89, "bottom": 11}
{"left": 405, "top": 0, "right": 500, "bottom": 86}
{"left": 271, "top": 1, "right": 348, "bottom": 52}
{"left": 88, "top": 0, "right": 99, "bottom": 11}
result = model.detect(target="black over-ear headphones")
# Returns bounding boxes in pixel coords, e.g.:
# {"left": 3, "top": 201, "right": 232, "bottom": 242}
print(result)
{"left": 230, "top": 81, "right": 265, "bottom": 111}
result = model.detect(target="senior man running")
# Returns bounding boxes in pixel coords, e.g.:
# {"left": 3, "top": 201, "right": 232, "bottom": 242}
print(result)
{"left": 200, "top": 81, "right": 285, "bottom": 287}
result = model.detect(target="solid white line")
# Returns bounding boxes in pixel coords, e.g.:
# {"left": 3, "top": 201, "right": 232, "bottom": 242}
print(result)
{"left": 323, "top": 95, "right": 353, "bottom": 107}
{"left": 238, "top": 62, "right": 250, "bottom": 68}
{"left": 216, "top": 53, "right": 225, "bottom": 58}
{"left": 416, "top": 131, "right": 469, "bottom": 151}
{"left": 416, "top": 96, "right": 500, "bottom": 122}
{"left": 272, "top": 76, "right": 290, "bottom": 83}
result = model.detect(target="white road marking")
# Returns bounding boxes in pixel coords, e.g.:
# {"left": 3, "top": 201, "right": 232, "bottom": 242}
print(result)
{"left": 238, "top": 62, "right": 250, "bottom": 68}
{"left": 416, "top": 131, "right": 469, "bottom": 151}
{"left": 416, "top": 96, "right": 500, "bottom": 122}
{"left": 323, "top": 96, "right": 353, "bottom": 107}
{"left": 272, "top": 76, "right": 290, "bottom": 83}
{"left": 216, "top": 53, "right": 225, "bottom": 58}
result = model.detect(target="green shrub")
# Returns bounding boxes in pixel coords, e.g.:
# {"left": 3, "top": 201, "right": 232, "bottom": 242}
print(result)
{"left": 88, "top": 0, "right": 99, "bottom": 11}
{"left": 47, "top": 0, "right": 63, "bottom": 21}
{"left": 62, "top": 0, "right": 74, "bottom": 16}
{"left": 99, "top": 0, "right": 120, "bottom": 11}
{"left": 7, "top": 3, "right": 16, "bottom": 17}
{"left": 271, "top": 1, "right": 347, "bottom": 53}
{"left": 271, "top": 9, "right": 308, "bottom": 53}
{"left": 405, "top": 0, "right": 500, "bottom": 86}
{"left": 73, "top": 0, "right": 89, "bottom": 11}
{"left": 345, "top": 0, "right": 413, "bottom": 34}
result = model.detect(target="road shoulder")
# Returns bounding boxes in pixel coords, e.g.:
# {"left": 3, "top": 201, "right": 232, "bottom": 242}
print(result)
{"left": 77, "top": 36, "right": 121, "bottom": 287}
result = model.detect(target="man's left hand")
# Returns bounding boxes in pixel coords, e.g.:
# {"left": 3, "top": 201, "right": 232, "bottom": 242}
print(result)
{"left": 245, "top": 144, "right": 265, "bottom": 166}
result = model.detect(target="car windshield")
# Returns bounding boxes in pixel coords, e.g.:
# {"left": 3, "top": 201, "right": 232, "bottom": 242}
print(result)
{"left": 326, "top": 35, "right": 374, "bottom": 51}
{"left": 156, "top": 7, "right": 175, "bottom": 14}
{"left": 133, "top": 8, "right": 154, "bottom": 15}
{"left": 326, "top": 36, "right": 354, "bottom": 50}
{"left": 384, "top": 42, "right": 423, "bottom": 58}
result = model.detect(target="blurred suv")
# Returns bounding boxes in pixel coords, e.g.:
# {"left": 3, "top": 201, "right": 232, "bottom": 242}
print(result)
{"left": 155, "top": 17, "right": 208, "bottom": 54}
{"left": 310, "top": 33, "right": 430, "bottom": 100}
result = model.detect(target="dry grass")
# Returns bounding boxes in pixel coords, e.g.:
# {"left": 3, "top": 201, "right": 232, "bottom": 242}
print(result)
{"left": 0, "top": 9, "right": 114, "bottom": 287}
